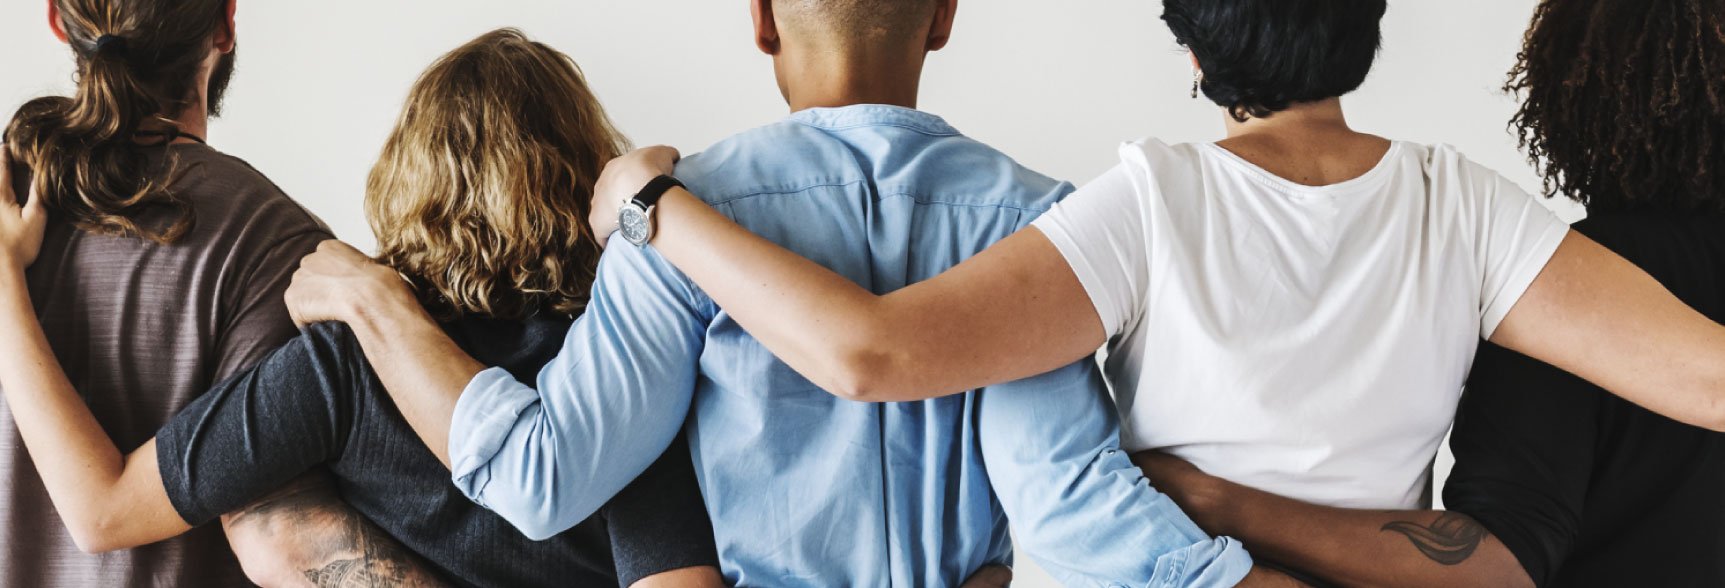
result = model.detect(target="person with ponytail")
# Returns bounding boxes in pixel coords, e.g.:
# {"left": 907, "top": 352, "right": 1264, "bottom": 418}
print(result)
{"left": 0, "top": 1, "right": 448, "bottom": 586}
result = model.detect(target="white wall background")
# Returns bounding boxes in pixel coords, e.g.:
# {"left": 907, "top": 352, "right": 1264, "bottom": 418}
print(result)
{"left": 2, "top": 1, "right": 1571, "bottom": 586}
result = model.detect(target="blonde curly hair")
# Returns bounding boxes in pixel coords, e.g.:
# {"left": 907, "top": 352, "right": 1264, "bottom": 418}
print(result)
{"left": 367, "top": 28, "right": 628, "bottom": 321}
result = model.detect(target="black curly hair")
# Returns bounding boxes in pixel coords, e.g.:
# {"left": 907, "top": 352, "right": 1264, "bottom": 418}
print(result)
{"left": 1508, "top": 0, "right": 1725, "bottom": 214}
{"left": 1162, "top": 0, "right": 1388, "bottom": 122}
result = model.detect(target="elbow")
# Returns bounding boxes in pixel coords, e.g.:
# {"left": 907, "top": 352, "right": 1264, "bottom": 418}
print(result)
{"left": 513, "top": 519, "right": 562, "bottom": 543}
{"left": 65, "top": 518, "right": 131, "bottom": 554}
{"left": 826, "top": 347, "right": 898, "bottom": 403}
{"left": 504, "top": 513, "right": 571, "bottom": 542}
{"left": 67, "top": 536, "right": 116, "bottom": 555}
{"left": 488, "top": 493, "right": 587, "bottom": 542}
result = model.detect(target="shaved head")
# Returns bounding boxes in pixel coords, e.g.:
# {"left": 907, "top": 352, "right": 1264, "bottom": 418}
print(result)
{"left": 772, "top": 0, "right": 940, "bottom": 48}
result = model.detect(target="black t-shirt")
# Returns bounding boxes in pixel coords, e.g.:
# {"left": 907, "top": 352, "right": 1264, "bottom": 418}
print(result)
{"left": 1444, "top": 213, "right": 1725, "bottom": 588}
{"left": 155, "top": 316, "right": 718, "bottom": 588}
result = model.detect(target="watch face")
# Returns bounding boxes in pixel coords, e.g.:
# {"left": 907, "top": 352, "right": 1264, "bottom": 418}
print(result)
{"left": 619, "top": 205, "right": 651, "bottom": 245}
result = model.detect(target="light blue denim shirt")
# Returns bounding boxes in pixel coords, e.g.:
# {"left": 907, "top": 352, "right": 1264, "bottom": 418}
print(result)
{"left": 449, "top": 105, "right": 1252, "bottom": 587}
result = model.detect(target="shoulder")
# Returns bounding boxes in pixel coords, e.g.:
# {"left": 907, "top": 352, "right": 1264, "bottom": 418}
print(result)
{"left": 674, "top": 120, "right": 865, "bottom": 204}
{"left": 173, "top": 146, "right": 333, "bottom": 244}
{"left": 288, "top": 322, "right": 369, "bottom": 368}
{"left": 917, "top": 134, "right": 1073, "bottom": 209}
{"left": 1118, "top": 137, "right": 1207, "bottom": 169}
{"left": 677, "top": 120, "right": 1072, "bottom": 211}
{"left": 170, "top": 147, "right": 334, "bottom": 285}
{"left": 1405, "top": 142, "right": 1519, "bottom": 194}
{"left": 1098, "top": 137, "right": 1209, "bottom": 205}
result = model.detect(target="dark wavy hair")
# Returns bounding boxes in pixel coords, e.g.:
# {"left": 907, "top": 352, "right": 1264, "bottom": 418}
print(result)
{"left": 5, "top": 0, "right": 234, "bottom": 244}
{"left": 1163, "top": 0, "right": 1388, "bottom": 122}
{"left": 1508, "top": 0, "right": 1725, "bottom": 214}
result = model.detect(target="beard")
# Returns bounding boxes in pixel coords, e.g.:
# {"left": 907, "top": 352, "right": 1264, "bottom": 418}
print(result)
{"left": 205, "top": 48, "right": 236, "bottom": 117}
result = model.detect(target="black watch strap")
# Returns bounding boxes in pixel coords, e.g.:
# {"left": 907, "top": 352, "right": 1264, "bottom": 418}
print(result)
{"left": 632, "top": 175, "right": 685, "bottom": 208}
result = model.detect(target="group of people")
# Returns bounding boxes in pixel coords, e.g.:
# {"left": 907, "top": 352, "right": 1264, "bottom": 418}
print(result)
{"left": 0, "top": 0, "right": 1720, "bottom": 587}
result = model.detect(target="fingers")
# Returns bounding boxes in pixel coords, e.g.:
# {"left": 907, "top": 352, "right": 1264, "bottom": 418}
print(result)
{"left": 22, "top": 179, "right": 46, "bottom": 224}
{"left": 300, "top": 240, "right": 368, "bottom": 273}
{"left": 315, "top": 238, "right": 363, "bottom": 257}
{"left": 958, "top": 565, "right": 1013, "bottom": 588}
{"left": 644, "top": 145, "right": 682, "bottom": 164}
{"left": 0, "top": 147, "right": 15, "bottom": 212}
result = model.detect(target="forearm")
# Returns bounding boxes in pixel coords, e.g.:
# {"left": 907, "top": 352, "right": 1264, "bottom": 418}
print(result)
{"left": 0, "top": 266, "right": 188, "bottom": 550}
{"left": 340, "top": 291, "right": 482, "bottom": 468}
{"left": 629, "top": 567, "right": 726, "bottom": 588}
{"left": 222, "top": 474, "right": 447, "bottom": 587}
{"left": 979, "top": 363, "right": 1251, "bottom": 586}
{"left": 650, "top": 189, "right": 1103, "bottom": 401}
{"left": 1213, "top": 483, "right": 1531, "bottom": 588}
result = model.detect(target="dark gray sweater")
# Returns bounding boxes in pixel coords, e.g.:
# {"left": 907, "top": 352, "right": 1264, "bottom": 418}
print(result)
{"left": 155, "top": 315, "right": 717, "bottom": 587}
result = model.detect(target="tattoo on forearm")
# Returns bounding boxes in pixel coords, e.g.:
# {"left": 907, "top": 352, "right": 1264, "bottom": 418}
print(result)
{"left": 225, "top": 478, "right": 437, "bottom": 587}
{"left": 298, "top": 515, "right": 416, "bottom": 588}
{"left": 1381, "top": 512, "right": 1488, "bottom": 566}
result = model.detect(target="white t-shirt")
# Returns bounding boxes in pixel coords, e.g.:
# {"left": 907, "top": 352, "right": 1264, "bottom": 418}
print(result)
{"left": 1032, "top": 139, "right": 1570, "bottom": 509}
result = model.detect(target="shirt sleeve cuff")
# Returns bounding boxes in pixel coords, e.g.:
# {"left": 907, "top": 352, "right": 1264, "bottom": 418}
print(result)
{"left": 449, "top": 366, "right": 542, "bottom": 504}
{"left": 1148, "top": 536, "right": 1255, "bottom": 588}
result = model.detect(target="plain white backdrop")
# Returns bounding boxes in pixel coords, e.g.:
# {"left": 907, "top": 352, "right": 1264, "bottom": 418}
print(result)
{"left": 2, "top": 1, "right": 1567, "bottom": 585}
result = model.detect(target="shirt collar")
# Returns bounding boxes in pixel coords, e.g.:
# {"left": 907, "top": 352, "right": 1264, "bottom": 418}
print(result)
{"left": 787, "top": 104, "right": 961, "bottom": 136}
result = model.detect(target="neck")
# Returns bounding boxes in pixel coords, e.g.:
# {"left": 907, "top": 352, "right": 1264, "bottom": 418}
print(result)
{"left": 160, "top": 98, "right": 210, "bottom": 144}
{"left": 778, "top": 45, "right": 925, "bottom": 112}
{"left": 168, "top": 111, "right": 209, "bottom": 143}
{"left": 1222, "top": 98, "right": 1351, "bottom": 139}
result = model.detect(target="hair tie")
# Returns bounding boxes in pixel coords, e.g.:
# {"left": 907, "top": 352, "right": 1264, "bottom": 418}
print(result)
{"left": 92, "top": 34, "right": 129, "bottom": 58}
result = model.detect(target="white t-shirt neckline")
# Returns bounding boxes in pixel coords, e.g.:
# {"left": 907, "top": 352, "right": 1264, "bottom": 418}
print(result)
{"left": 1197, "top": 140, "right": 1407, "bottom": 197}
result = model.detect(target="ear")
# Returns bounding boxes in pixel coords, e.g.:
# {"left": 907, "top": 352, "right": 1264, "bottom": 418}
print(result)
{"left": 752, "top": 0, "right": 780, "bottom": 56}
{"left": 925, "top": 0, "right": 958, "bottom": 52}
{"left": 1189, "top": 50, "right": 1201, "bottom": 70}
{"left": 46, "top": 0, "right": 68, "bottom": 44}
{"left": 214, "top": 0, "right": 237, "bottom": 53}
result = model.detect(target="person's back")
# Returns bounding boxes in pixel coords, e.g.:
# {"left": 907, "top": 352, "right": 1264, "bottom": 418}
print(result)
{"left": 141, "top": 30, "right": 721, "bottom": 587}
{"left": 673, "top": 104, "right": 1066, "bottom": 583}
{"left": 0, "top": 1, "right": 328, "bottom": 583}
{"left": 0, "top": 143, "right": 327, "bottom": 586}
{"left": 410, "top": 1, "right": 1247, "bottom": 586}
{"left": 1442, "top": 3, "right": 1725, "bottom": 584}
{"left": 1447, "top": 214, "right": 1725, "bottom": 588}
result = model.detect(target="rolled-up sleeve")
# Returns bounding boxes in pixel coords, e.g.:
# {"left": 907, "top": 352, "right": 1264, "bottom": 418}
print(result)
{"left": 978, "top": 358, "right": 1253, "bottom": 588}
{"left": 1443, "top": 342, "right": 1595, "bottom": 587}
{"left": 447, "top": 240, "right": 712, "bottom": 541}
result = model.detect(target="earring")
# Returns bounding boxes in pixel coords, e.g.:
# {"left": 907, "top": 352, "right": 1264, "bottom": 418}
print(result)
{"left": 1191, "top": 68, "right": 1203, "bottom": 99}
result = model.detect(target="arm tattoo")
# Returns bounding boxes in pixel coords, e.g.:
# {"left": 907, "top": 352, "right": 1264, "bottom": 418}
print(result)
{"left": 224, "top": 475, "right": 443, "bottom": 587}
{"left": 1381, "top": 512, "right": 1488, "bottom": 566}
{"left": 298, "top": 515, "right": 418, "bottom": 588}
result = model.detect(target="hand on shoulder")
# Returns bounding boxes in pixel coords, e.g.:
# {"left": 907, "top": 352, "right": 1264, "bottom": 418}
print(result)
{"left": 0, "top": 147, "right": 48, "bottom": 273}
{"left": 284, "top": 240, "right": 416, "bottom": 329}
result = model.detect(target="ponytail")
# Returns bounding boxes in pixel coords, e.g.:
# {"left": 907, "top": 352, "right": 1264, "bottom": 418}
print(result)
{"left": 4, "top": 0, "right": 229, "bottom": 244}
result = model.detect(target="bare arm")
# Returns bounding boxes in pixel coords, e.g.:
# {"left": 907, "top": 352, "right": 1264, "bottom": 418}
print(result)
{"left": 589, "top": 148, "right": 1106, "bottom": 402}
{"left": 1493, "top": 232, "right": 1725, "bottom": 431}
{"left": 221, "top": 473, "right": 448, "bottom": 587}
{"left": 1135, "top": 452, "right": 1532, "bottom": 588}
{"left": 629, "top": 567, "right": 727, "bottom": 588}
{"left": 0, "top": 151, "right": 191, "bottom": 551}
